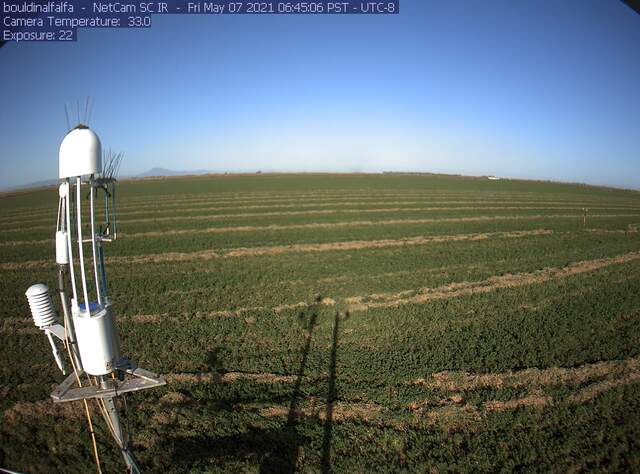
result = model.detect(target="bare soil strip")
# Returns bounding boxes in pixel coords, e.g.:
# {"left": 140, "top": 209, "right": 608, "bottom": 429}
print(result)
{"left": 345, "top": 250, "right": 640, "bottom": 312}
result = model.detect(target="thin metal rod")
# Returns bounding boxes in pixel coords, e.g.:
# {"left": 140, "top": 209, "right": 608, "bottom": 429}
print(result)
{"left": 76, "top": 178, "right": 91, "bottom": 314}
{"left": 98, "top": 243, "right": 108, "bottom": 299}
{"left": 56, "top": 195, "right": 63, "bottom": 231}
{"left": 59, "top": 304, "right": 102, "bottom": 474}
{"left": 59, "top": 267, "right": 82, "bottom": 370}
{"left": 64, "top": 183, "right": 78, "bottom": 301}
{"left": 86, "top": 97, "right": 94, "bottom": 126}
{"left": 112, "top": 185, "right": 118, "bottom": 239}
{"left": 84, "top": 96, "right": 90, "bottom": 124}
{"left": 89, "top": 178, "right": 102, "bottom": 306}
{"left": 64, "top": 104, "right": 70, "bottom": 131}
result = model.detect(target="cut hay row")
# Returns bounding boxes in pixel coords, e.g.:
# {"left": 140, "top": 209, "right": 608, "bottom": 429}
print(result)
{"left": 113, "top": 213, "right": 640, "bottom": 239}
{"left": 110, "top": 197, "right": 640, "bottom": 213}
{"left": 119, "top": 189, "right": 556, "bottom": 200}
{"left": 221, "top": 229, "right": 553, "bottom": 258}
{"left": 118, "top": 195, "right": 640, "bottom": 214}
{"left": 419, "top": 354, "right": 640, "bottom": 392}
{"left": 1, "top": 192, "right": 551, "bottom": 219}
{"left": 6, "top": 201, "right": 640, "bottom": 231}
{"left": 0, "top": 226, "right": 556, "bottom": 248}
{"left": 112, "top": 249, "right": 639, "bottom": 322}
{"left": 4, "top": 208, "right": 638, "bottom": 238}
{"left": 117, "top": 205, "right": 640, "bottom": 225}
{"left": 117, "top": 189, "right": 640, "bottom": 206}
{"left": 344, "top": 250, "right": 640, "bottom": 311}
{"left": 110, "top": 190, "right": 605, "bottom": 205}
{"left": 7, "top": 198, "right": 639, "bottom": 228}
{"left": 5, "top": 355, "right": 639, "bottom": 434}
{"left": 165, "top": 371, "right": 297, "bottom": 385}
{"left": 5, "top": 223, "right": 636, "bottom": 270}
{"left": 1, "top": 246, "right": 625, "bottom": 331}
{"left": 162, "top": 354, "right": 640, "bottom": 393}
{"left": 5, "top": 194, "right": 639, "bottom": 222}
{"left": 0, "top": 228, "right": 555, "bottom": 269}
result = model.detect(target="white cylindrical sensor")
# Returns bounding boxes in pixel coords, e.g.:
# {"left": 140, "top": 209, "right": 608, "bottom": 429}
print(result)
{"left": 72, "top": 305, "right": 121, "bottom": 376}
{"left": 26, "top": 283, "right": 58, "bottom": 329}
{"left": 56, "top": 231, "right": 69, "bottom": 265}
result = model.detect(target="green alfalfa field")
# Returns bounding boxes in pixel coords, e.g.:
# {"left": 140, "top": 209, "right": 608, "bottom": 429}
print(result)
{"left": 2, "top": 173, "right": 640, "bottom": 473}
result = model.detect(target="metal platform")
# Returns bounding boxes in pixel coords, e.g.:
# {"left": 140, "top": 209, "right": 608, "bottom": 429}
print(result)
{"left": 51, "top": 359, "right": 165, "bottom": 403}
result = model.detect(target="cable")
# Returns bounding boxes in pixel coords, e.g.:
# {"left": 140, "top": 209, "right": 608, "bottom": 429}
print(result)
{"left": 62, "top": 298, "right": 102, "bottom": 474}
{"left": 89, "top": 178, "right": 102, "bottom": 306}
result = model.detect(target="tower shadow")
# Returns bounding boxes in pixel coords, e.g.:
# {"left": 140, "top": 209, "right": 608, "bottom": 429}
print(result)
{"left": 259, "top": 298, "right": 321, "bottom": 473}
{"left": 163, "top": 300, "right": 322, "bottom": 472}
{"left": 321, "top": 310, "right": 340, "bottom": 473}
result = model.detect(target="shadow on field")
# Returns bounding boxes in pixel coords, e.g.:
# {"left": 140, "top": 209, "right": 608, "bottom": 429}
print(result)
{"left": 164, "top": 297, "right": 344, "bottom": 473}
{"left": 257, "top": 301, "right": 320, "bottom": 473}
{"left": 321, "top": 309, "right": 340, "bottom": 474}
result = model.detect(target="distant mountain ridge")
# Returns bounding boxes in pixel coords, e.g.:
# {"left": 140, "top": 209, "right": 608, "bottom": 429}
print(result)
{"left": 4, "top": 168, "right": 213, "bottom": 191}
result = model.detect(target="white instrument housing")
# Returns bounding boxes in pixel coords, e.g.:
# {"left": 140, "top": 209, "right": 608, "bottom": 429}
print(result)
{"left": 56, "top": 231, "right": 69, "bottom": 265}
{"left": 59, "top": 127, "right": 102, "bottom": 178}
{"left": 25, "top": 283, "right": 58, "bottom": 329}
{"left": 73, "top": 304, "right": 121, "bottom": 376}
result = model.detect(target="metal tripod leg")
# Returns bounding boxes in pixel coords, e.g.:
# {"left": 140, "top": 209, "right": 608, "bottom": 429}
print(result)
{"left": 103, "top": 396, "right": 141, "bottom": 474}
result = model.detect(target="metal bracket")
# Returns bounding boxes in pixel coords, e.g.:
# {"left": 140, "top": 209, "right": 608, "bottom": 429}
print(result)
{"left": 51, "top": 359, "right": 165, "bottom": 403}
{"left": 44, "top": 323, "right": 66, "bottom": 341}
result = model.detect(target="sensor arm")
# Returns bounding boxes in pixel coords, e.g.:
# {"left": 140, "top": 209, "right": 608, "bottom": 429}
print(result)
{"left": 46, "top": 331, "right": 67, "bottom": 374}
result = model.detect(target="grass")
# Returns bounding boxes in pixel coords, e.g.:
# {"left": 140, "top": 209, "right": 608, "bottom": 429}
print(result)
{"left": 1, "top": 173, "right": 640, "bottom": 473}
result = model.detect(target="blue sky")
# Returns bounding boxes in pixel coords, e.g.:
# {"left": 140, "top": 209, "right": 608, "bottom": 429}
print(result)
{"left": 1, "top": 1, "right": 639, "bottom": 189}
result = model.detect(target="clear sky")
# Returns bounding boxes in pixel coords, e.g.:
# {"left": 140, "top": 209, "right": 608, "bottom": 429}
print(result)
{"left": 1, "top": 1, "right": 639, "bottom": 190}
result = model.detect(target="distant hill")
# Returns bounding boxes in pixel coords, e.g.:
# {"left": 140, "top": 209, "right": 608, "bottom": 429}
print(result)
{"left": 5, "top": 178, "right": 59, "bottom": 191}
{"left": 2, "top": 168, "right": 214, "bottom": 191}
